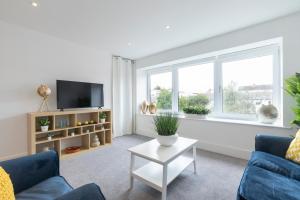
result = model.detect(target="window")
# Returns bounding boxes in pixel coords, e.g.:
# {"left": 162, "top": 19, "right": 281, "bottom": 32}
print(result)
{"left": 221, "top": 55, "right": 273, "bottom": 115}
{"left": 149, "top": 71, "right": 172, "bottom": 110}
{"left": 178, "top": 63, "right": 214, "bottom": 111}
{"left": 146, "top": 40, "right": 281, "bottom": 121}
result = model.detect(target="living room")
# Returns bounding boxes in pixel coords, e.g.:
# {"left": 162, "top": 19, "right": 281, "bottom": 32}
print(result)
{"left": 1, "top": 1, "right": 300, "bottom": 200}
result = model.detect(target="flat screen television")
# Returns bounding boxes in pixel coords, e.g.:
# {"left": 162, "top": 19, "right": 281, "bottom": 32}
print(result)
{"left": 57, "top": 80, "right": 104, "bottom": 109}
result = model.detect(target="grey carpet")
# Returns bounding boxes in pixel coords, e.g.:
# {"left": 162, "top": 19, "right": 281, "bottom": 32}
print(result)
{"left": 61, "top": 134, "right": 247, "bottom": 200}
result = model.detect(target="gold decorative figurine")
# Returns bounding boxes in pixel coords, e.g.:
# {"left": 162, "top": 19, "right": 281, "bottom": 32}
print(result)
{"left": 37, "top": 84, "right": 51, "bottom": 112}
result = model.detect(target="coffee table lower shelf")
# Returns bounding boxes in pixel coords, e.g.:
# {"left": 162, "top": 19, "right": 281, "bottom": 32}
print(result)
{"left": 132, "top": 155, "right": 193, "bottom": 191}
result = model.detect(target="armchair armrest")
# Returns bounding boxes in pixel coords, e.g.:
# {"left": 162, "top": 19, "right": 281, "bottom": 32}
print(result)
{"left": 255, "top": 134, "right": 293, "bottom": 158}
{"left": 55, "top": 183, "right": 106, "bottom": 200}
{"left": 0, "top": 151, "right": 59, "bottom": 194}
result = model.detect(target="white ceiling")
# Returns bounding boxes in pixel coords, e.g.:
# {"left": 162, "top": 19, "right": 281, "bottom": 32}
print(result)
{"left": 0, "top": 0, "right": 300, "bottom": 59}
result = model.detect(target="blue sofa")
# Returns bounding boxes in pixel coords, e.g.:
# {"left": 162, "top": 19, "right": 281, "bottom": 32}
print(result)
{"left": 237, "top": 134, "right": 300, "bottom": 200}
{"left": 0, "top": 151, "right": 106, "bottom": 200}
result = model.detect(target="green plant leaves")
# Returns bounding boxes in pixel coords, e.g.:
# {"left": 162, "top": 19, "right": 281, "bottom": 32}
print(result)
{"left": 285, "top": 73, "right": 300, "bottom": 127}
{"left": 182, "top": 106, "right": 210, "bottom": 115}
{"left": 153, "top": 113, "right": 179, "bottom": 136}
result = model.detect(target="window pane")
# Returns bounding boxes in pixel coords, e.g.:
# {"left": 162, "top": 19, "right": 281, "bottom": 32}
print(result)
{"left": 178, "top": 63, "right": 214, "bottom": 111}
{"left": 150, "top": 72, "right": 172, "bottom": 110}
{"left": 222, "top": 55, "right": 273, "bottom": 115}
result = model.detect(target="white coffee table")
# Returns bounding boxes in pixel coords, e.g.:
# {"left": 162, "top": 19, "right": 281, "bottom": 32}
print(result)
{"left": 128, "top": 137, "right": 198, "bottom": 200}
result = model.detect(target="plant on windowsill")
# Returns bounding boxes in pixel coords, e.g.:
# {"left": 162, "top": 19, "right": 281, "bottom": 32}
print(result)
{"left": 285, "top": 72, "right": 300, "bottom": 127}
{"left": 99, "top": 112, "right": 107, "bottom": 123}
{"left": 153, "top": 112, "right": 179, "bottom": 146}
{"left": 183, "top": 105, "right": 210, "bottom": 119}
{"left": 39, "top": 118, "right": 50, "bottom": 132}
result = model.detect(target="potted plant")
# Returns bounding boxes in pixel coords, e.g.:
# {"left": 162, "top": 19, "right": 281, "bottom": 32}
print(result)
{"left": 285, "top": 73, "right": 300, "bottom": 127}
{"left": 39, "top": 118, "right": 50, "bottom": 132}
{"left": 99, "top": 112, "right": 107, "bottom": 123}
{"left": 153, "top": 112, "right": 179, "bottom": 146}
{"left": 47, "top": 133, "right": 53, "bottom": 141}
{"left": 183, "top": 105, "right": 210, "bottom": 119}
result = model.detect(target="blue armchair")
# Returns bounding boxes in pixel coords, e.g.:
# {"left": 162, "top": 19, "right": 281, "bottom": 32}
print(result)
{"left": 237, "top": 134, "right": 300, "bottom": 200}
{"left": 0, "top": 151, "right": 105, "bottom": 200}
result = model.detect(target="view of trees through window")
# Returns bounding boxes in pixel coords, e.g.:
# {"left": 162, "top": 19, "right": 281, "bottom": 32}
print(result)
{"left": 149, "top": 53, "right": 276, "bottom": 117}
{"left": 150, "top": 72, "right": 172, "bottom": 110}
{"left": 222, "top": 55, "right": 273, "bottom": 115}
{"left": 178, "top": 63, "right": 213, "bottom": 111}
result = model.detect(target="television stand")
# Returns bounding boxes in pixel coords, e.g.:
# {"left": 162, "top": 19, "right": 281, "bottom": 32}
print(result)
{"left": 27, "top": 109, "right": 112, "bottom": 158}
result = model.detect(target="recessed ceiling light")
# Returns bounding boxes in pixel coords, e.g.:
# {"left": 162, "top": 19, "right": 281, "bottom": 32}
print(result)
{"left": 31, "top": 2, "right": 38, "bottom": 7}
{"left": 165, "top": 25, "right": 171, "bottom": 29}
{"left": 127, "top": 42, "right": 132, "bottom": 46}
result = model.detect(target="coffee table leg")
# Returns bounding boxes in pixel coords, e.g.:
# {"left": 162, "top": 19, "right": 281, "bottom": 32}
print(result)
{"left": 130, "top": 153, "right": 135, "bottom": 189}
{"left": 162, "top": 164, "right": 167, "bottom": 200}
{"left": 193, "top": 146, "right": 197, "bottom": 174}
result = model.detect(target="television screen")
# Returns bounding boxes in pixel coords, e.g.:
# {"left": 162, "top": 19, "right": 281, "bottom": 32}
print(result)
{"left": 57, "top": 80, "right": 104, "bottom": 109}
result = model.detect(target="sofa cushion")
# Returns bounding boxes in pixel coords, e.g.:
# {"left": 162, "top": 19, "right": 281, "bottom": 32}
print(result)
{"left": 15, "top": 176, "right": 72, "bottom": 200}
{"left": 240, "top": 165, "right": 300, "bottom": 200}
{"left": 249, "top": 151, "right": 300, "bottom": 181}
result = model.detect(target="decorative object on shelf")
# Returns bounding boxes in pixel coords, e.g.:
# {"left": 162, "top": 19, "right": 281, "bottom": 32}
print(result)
{"left": 86, "top": 129, "right": 90, "bottom": 133}
{"left": 285, "top": 73, "right": 300, "bottom": 127}
{"left": 141, "top": 100, "right": 149, "bottom": 114}
{"left": 39, "top": 118, "right": 50, "bottom": 132}
{"left": 149, "top": 102, "right": 157, "bottom": 114}
{"left": 47, "top": 133, "right": 53, "bottom": 141}
{"left": 91, "top": 135, "right": 100, "bottom": 147}
{"left": 100, "top": 125, "right": 105, "bottom": 131}
{"left": 59, "top": 119, "right": 69, "bottom": 128}
{"left": 42, "top": 146, "right": 50, "bottom": 152}
{"left": 37, "top": 84, "right": 51, "bottom": 112}
{"left": 99, "top": 112, "right": 107, "bottom": 123}
{"left": 77, "top": 121, "right": 82, "bottom": 126}
{"left": 84, "top": 121, "right": 89, "bottom": 125}
{"left": 257, "top": 101, "right": 278, "bottom": 124}
{"left": 154, "top": 112, "right": 179, "bottom": 146}
{"left": 64, "top": 146, "right": 81, "bottom": 154}
{"left": 70, "top": 132, "right": 75, "bottom": 137}
{"left": 89, "top": 120, "right": 94, "bottom": 124}
{"left": 183, "top": 105, "right": 210, "bottom": 119}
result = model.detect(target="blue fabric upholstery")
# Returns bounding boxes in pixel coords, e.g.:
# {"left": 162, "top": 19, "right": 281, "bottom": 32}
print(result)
{"left": 15, "top": 176, "right": 72, "bottom": 200}
{"left": 0, "top": 151, "right": 106, "bottom": 200}
{"left": 249, "top": 151, "right": 300, "bottom": 181}
{"left": 0, "top": 151, "right": 59, "bottom": 193}
{"left": 239, "top": 166, "right": 300, "bottom": 200}
{"left": 237, "top": 134, "right": 299, "bottom": 200}
{"left": 255, "top": 134, "right": 293, "bottom": 158}
{"left": 55, "top": 183, "right": 106, "bottom": 200}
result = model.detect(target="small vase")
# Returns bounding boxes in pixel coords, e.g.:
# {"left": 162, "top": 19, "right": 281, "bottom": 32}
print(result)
{"left": 257, "top": 101, "right": 278, "bottom": 124}
{"left": 156, "top": 134, "right": 178, "bottom": 146}
{"left": 47, "top": 136, "right": 52, "bottom": 141}
{"left": 100, "top": 118, "right": 106, "bottom": 123}
{"left": 41, "top": 126, "right": 49, "bottom": 132}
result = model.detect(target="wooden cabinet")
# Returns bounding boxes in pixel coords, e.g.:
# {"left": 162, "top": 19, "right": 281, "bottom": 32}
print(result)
{"left": 28, "top": 109, "right": 112, "bottom": 158}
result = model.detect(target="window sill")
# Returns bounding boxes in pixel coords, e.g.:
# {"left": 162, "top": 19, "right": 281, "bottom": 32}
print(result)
{"left": 138, "top": 113, "right": 291, "bottom": 129}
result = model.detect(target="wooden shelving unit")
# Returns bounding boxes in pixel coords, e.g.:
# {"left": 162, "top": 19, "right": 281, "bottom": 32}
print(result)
{"left": 27, "top": 109, "right": 112, "bottom": 158}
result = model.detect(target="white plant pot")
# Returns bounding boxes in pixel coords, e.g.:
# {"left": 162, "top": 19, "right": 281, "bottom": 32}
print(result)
{"left": 185, "top": 114, "right": 207, "bottom": 119}
{"left": 100, "top": 118, "right": 106, "bottom": 123}
{"left": 41, "top": 126, "right": 49, "bottom": 132}
{"left": 156, "top": 134, "right": 178, "bottom": 147}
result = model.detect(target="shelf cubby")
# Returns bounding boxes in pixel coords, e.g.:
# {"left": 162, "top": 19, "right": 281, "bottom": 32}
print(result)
{"left": 28, "top": 109, "right": 112, "bottom": 158}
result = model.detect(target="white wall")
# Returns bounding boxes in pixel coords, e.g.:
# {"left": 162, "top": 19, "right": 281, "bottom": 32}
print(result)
{"left": 0, "top": 20, "right": 112, "bottom": 160}
{"left": 135, "top": 12, "right": 300, "bottom": 159}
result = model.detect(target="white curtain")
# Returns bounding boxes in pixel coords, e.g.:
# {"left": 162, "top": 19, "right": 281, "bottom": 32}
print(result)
{"left": 112, "top": 56, "right": 133, "bottom": 137}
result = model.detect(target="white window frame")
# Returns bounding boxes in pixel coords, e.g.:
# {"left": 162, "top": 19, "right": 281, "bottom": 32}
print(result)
{"left": 146, "top": 40, "right": 282, "bottom": 122}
